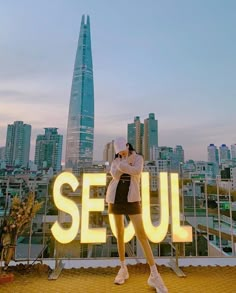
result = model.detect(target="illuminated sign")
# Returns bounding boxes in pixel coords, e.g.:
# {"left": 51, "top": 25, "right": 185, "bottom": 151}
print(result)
{"left": 51, "top": 172, "right": 80, "bottom": 244}
{"left": 51, "top": 172, "right": 192, "bottom": 244}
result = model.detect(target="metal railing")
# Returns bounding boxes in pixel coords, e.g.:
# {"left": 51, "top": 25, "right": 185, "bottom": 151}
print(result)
{"left": 2, "top": 175, "right": 236, "bottom": 269}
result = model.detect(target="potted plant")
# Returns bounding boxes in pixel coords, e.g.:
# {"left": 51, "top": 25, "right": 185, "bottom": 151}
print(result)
{"left": 0, "top": 192, "right": 43, "bottom": 270}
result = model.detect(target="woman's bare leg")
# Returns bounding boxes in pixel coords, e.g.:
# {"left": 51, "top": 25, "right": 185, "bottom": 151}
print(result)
{"left": 129, "top": 214, "right": 168, "bottom": 292}
{"left": 129, "top": 214, "right": 155, "bottom": 265}
{"left": 113, "top": 214, "right": 129, "bottom": 285}
{"left": 113, "top": 214, "right": 125, "bottom": 261}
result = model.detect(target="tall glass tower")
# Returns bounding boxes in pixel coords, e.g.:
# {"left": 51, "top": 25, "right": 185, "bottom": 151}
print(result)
{"left": 127, "top": 116, "right": 144, "bottom": 154}
{"left": 34, "top": 128, "right": 63, "bottom": 172}
{"left": 5, "top": 121, "right": 31, "bottom": 167}
{"left": 65, "top": 15, "right": 94, "bottom": 170}
{"left": 143, "top": 113, "right": 158, "bottom": 161}
{"left": 207, "top": 144, "right": 219, "bottom": 164}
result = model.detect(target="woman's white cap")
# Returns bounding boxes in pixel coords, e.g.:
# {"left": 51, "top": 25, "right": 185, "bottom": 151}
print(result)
{"left": 114, "top": 137, "right": 127, "bottom": 154}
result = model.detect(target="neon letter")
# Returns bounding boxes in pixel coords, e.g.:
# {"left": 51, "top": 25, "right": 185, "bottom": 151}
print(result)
{"left": 142, "top": 172, "right": 169, "bottom": 243}
{"left": 81, "top": 173, "right": 107, "bottom": 243}
{"left": 51, "top": 172, "right": 80, "bottom": 244}
{"left": 170, "top": 173, "right": 192, "bottom": 242}
{"left": 109, "top": 214, "right": 135, "bottom": 243}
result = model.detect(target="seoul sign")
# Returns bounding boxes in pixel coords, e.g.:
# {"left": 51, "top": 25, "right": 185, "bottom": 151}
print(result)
{"left": 51, "top": 172, "right": 193, "bottom": 244}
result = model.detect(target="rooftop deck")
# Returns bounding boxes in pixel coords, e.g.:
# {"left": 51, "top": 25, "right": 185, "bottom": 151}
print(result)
{"left": 1, "top": 260, "right": 236, "bottom": 292}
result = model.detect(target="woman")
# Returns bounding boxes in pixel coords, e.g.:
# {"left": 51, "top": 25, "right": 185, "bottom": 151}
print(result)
{"left": 106, "top": 137, "right": 168, "bottom": 293}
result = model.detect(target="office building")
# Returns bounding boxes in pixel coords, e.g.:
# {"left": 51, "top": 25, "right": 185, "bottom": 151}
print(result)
{"left": 219, "top": 144, "right": 230, "bottom": 164}
{"left": 34, "top": 128, "right": 63, "bottom": 172}
{"left": 231, "top": 144, "right": 236, "bottom": 160}
{"left": 103, "top": 140, "right": 115, "bottom": 165}
{"left": 207, "top": 144, "right": 219, "bottom": 165}
{"left": 174, "top": 145, "right": 184, "bottom": 164}
{"left": 143, "top": 113, "right": 158, "bottom": 161}
{"left": 0, "top": 147, "right": 5, "bottom": 161}
{"left": 5, "top": 121, "right": 31, "bottom": 167}
{"left": 127, "top": 116, "right": 144, "bottom": 154}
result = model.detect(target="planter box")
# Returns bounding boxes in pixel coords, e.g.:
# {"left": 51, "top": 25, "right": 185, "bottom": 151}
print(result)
{"left": 0, "top": 273, "right": 14, "bottom": 284}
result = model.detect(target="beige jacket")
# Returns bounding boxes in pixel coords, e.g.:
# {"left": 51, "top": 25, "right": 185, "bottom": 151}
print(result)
{"left": 106, "top": 152, "right": 143, "bottom": 203}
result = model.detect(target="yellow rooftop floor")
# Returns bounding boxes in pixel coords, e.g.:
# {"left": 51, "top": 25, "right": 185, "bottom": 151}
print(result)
{"left": 1, "top": 263, "right": 236, "bottom": 293}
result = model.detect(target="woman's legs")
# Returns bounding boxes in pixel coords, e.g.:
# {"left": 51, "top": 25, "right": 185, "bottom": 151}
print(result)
{"left": 129, "top": 213, "right": 168, "bottom": 292}
{"left": 129, "top": 214, "right": 155, "bottom": 266}
{"left": 113, "top": 214, "right": 125, "bottom": 261}
{"left": 113, "top": 214, "right": 129, "bottom": 284}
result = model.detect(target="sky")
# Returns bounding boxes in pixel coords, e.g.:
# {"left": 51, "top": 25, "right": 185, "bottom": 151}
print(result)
{"left": 0, "top": 0, "right": 236, "bottom": 163}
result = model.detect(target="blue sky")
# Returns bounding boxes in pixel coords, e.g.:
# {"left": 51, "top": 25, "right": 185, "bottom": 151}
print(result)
{"left": 0, "top": 0, "right": 236, "bottom": 162}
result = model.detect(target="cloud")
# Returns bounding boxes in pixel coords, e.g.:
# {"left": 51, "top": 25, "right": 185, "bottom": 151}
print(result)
{"left": 0, "top": 89, "right": 24, "bottom": 97}
{"left": 0, "top": 89, "right": 51, "bottom": 104}
{"left": 0, "top": 79, "right": 70, "bottom": 105}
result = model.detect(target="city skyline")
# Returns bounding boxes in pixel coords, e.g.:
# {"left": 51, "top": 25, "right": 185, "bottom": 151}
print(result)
{"left": 0, "top": 1, "right": 236, "bottom": 162}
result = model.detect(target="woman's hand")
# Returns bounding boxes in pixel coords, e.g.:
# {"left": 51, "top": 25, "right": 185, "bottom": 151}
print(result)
{"left": 127, "top": 152, "right": 135, "bottom": 165}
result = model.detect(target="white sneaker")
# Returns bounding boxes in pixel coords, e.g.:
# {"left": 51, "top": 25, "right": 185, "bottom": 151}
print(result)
{"left": 114, "top": 266, "right": 129, "bottom": 285}
{"left": 148, "top": 273, "right": 168, "bottom": 293}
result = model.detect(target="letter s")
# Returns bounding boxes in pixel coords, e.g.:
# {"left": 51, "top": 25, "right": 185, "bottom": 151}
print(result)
{"left": 51, "top": 172, "right": 79, "bottom": 244}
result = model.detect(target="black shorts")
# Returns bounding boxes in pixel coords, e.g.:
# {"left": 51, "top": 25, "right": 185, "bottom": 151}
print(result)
{"left": 108, "top": 173, "right": 142, "bottom": 215}
{"left": 108, "top": 202, "right": 142, "bottom": 215}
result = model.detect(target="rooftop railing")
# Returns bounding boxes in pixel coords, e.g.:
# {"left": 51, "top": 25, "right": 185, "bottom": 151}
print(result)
{"left": 1, "top": 173, "right": 236, "bottom": 277}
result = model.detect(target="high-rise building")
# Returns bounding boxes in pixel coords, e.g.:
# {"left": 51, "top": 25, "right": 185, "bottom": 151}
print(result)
{"left": 231, "top": 144, "right": 236, "bottom": 160}
{"left": 5, "top": 121, "right": 31, "bottom": 167}
{"left": 65, "top": 15, "right": 94, "bottom": 170}
{"left": 219, "top": 144, "right": 230, "bottom": 164}
{"left": 195, "top": 161, "right": 218, "bottom": 179}
{"left": 103, "top": 140, "right": 115, "bottom": 165}
{"left": 207, "top": 144, "right": 219, "bottom": 164}
{"left": 174, "top": 145, "right": 185, "bottom": 164}
{"left": 0, "top": 147, "right": 5, "bottom": 161}
{"left": 154, "top": 146, "right": 174, "bottom": 172}
{"left": 143, "top": 113, "right": 158, "bottom": 161}
{"left": 34, "top": 128, "right": 63, "bottom": 172}
{"left": 171, "top": 145, "right": 185, "bottom": 172}
{"left": 127, "top": 116, "right": 144, "bottom": 154}
{"left": 158, "top": 146, "right": 174, "bottom": 160}
{"left": 150, "top": 145, "right": 159, "bottom": 161}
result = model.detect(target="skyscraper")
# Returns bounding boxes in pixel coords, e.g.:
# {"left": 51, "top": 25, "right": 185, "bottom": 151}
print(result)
{"left": 0, "top": 147, "right": 5, "bottom": 161}
{"left": 219, "top": 144, "right": 230, "bottom": 164}
{"left": 143, "top": 113, "right": 158, "bottom": 161}
{"left": 103, "top": 140, "right": 115, "bottom": 165}
{"left": 207, "top": 144, "right": 219, "bottom": 164}
{"left": 231, "top": 144, "right": 236, "bottom": 160}
{"left": 174, "top": 145, "right": 185, "bottom": 164}
{"left": 207, "top": 144, "right": 219, "bottom": 177}
{"left": 127, "top": 116, "right": 144, "bottom": 154}
{"left": 34, "top": 128, "right": 63, "bottom": 172}
{"left": 65, "top": 15, "right": 94, "bottom": 170}
{"left": 158, "top": 146, "right": 174, "bottom": 160}
{"left": 5, "top": 121, "right": 31, "bottom": 167}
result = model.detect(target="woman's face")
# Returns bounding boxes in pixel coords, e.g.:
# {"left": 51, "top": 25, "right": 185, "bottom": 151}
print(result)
{"left": 119, "top": 149, "right": 128, "bottom": 157}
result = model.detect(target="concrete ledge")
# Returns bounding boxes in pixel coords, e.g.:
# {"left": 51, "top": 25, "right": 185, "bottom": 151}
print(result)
{"left": 7, "top": 257, "right": 236, "bottom": 269}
